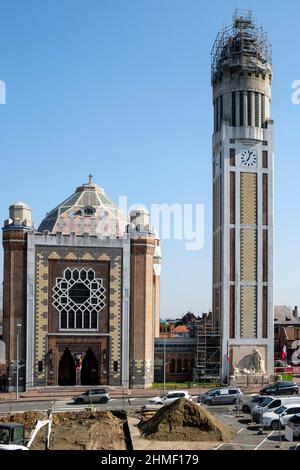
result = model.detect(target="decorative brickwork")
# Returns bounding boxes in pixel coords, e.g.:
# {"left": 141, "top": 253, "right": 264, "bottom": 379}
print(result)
{"left": 240, "top": 286, "right": 257, "bottom": 338}
{"left": 35, "top": 245, "right": 122, "bottom": 386}
{"left": 240, "top": 172, "right": 257, "bottom": 225}
{"left": 240, "top": 229, "right": 257, "bottom": 281}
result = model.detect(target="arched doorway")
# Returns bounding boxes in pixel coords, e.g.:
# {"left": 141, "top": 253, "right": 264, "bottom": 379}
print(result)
{"left": 58, "top": 348, "right": 76, "bottom": 385}
{"left": 81, "top": 348, "right": 99, "bottom": 385}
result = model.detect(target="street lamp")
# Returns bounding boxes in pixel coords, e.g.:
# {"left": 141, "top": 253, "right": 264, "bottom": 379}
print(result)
{"left": 16, "top": 323, "right": 22, "bottom": 400}
{"left": 163, "top": 337, "right": 166, "bottom": 396}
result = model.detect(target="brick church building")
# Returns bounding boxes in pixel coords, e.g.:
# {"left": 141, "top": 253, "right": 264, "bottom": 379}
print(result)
{"left": 2, "top": 177, "right": 161, "bottom": 389}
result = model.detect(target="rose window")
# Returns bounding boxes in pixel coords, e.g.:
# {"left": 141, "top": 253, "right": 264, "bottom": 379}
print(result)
{"left": 52, "top": 268, "right": 106, "bottom": 330}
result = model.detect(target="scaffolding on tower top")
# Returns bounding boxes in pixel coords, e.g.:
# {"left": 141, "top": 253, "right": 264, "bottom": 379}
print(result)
{"left": 211, "top": 9, "right": 272, "bottom": 83}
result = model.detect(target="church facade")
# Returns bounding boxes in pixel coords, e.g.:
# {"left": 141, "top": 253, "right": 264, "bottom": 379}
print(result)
{"left": 2, "top": 178, "right": 161, "bottom": 389}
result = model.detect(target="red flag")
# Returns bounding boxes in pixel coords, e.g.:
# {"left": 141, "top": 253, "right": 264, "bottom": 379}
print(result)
{"left": 280, "top": 344, "right": 287, "bottom": 360}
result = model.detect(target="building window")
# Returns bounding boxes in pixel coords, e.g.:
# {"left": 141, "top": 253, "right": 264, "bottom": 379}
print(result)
{"left": 247, "top": 91, "right": 252, "bottom": 126}
{"left": 84, "top": 206, "right": 95, "bottom": 216}
{"left": 261, "top": 94, "right": 266, "bottom": 128}
{"left": 177, "top": 359, "right": 182, "bottom": 373}
{"left": 262, "top": 287, "right": 268, "bottom": 338}
{"left": 113, "top": 361, "right": 118, "bottom": 372}
{"left": 52, "top": 268, "right": 106, "bottom": 331}
{"left": 230, "top": 172, "right": 235, "bottom": 224}
{"left": 262, "top": 150, "right": 268, "bottom": 169}
{"left": 263, "top": 230, "right": 268, "bottom": 282}
{"left": 38, "top": 361, "right": 43, "bottom": 373}
{"left": 263, "top": 174, "right": 268, "bottom": 225}
{"left": 231, "top": 92, "right": 236, "bottom": 127}
{"left": 230, "top": 148, "right": 235, "bottom": 166}
{"left": 229, "top": 286, "right": 235, "bottom": 339}
{"left": 239, "top": 91, "right": 244, "bottom": 126}
{"left": 255, "top": 93, "right": 259, "bottom": 127}
{"left": 230, "top": 228, "right": 235, "bottom": 281}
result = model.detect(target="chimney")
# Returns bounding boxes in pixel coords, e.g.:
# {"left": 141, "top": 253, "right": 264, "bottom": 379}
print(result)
{"left": 293, "top": 306, "right": 299, "bottom": 319}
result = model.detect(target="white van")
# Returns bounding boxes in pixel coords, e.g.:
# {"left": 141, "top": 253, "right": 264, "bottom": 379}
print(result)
{"left": 252, "top": 395, "right": 300, "bottom": 423}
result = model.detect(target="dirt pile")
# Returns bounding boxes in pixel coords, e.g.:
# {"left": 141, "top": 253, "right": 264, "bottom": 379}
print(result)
{"left": 138, "top": 398, "right": 236, "bottom": 442}
{"left": 1, "top": 410, "right": 127, "bottom": 450}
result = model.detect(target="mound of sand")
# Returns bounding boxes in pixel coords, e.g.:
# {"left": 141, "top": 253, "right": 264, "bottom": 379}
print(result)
{"left": 138, "top": 398, "right": 236, "bottom": 442}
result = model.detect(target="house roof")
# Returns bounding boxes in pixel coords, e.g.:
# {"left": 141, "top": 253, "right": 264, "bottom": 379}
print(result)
{"left": 173, "top": 325, "right": 189, "bottom": 333}
{"left": 274, "top": 305, "right": 300, "bottom": 325}
{"left": 283, "top": 327, "right": 300, "bottom": 341}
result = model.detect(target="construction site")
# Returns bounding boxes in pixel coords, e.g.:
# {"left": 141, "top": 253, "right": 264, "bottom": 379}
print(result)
{"left": 0, "top": 399, "right": 236, "bottom": 451}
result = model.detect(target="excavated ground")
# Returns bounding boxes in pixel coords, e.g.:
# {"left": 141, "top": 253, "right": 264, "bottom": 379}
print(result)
{"left": 0, "top": 410, "right": 127, "bottom": 450}
{"left": 138, "top": 398, "right": 237, "bottom": 442}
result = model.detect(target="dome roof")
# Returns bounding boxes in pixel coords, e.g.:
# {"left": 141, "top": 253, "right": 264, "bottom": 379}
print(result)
{"left": 38, "top": 176, "right": 128, "bottom": 237}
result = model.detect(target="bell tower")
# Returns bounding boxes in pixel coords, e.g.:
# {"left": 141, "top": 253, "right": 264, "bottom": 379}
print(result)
{"left": 211, "top": 10, "right": 274, "bottom": 381}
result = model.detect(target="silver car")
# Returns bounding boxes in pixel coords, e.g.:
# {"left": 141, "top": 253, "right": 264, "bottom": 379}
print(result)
{"left": 198, "top": 387, "right": 243, "bottom": 406}
{"left": 73, "top": 388, "right": 110, "bottom": 405}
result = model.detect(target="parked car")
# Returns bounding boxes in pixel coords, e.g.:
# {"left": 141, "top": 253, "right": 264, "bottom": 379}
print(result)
{"left": 262, "top": 404, "right": 300, "bottom": 430}
{"left": 285, "top": 413, "right": 300, "bottom": 440}
{"left": 148, "top": 391, "right": 192, "bottom": 405}
{"left": 252, "top": 396, "right": 300, "bottom": 423}
{"left": 260, "top": 381, "right": 299, "bottom": 396}
{"left": 241, "top": 394, "right": 267, "bottom": 413}
{"left": 73, "top": 388, "right": 110, "bottom": 404}
{"left": 198, "top": 387, "right": 243, "bottom": 406}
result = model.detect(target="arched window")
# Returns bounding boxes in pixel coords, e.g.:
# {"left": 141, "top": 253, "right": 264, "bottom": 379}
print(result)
{"left": 170, "top": 359, "right": 175, "bottom": 374}
{"left": 177, "top": 359, "right": 182, "bottom": 373}
{"left": 184, "top": 358, "right": 189, "bottom": 372}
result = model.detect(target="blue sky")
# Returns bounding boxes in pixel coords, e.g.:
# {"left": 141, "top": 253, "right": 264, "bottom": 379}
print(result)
{"left": 0, "top": 0, "right": 299, "bottom": 318}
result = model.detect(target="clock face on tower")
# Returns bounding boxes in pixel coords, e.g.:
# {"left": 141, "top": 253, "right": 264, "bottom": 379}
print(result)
{"left": 240, "top": 149, "right": 257, "bottom": 168}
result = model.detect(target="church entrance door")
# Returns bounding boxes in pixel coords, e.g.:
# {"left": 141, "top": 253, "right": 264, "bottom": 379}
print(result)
{"left": 58, "top": 348, "right": 76, "bottom": 386}
{"left": 81, "top": 348, "right": 98, "bottom": 385}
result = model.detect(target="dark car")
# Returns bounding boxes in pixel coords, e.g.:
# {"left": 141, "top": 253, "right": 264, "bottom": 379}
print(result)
{"left": 260, "top": 381, "right": 299, "bottom": 396}
{"left": 73, "top": 388, "right": 110, "bottom": 404}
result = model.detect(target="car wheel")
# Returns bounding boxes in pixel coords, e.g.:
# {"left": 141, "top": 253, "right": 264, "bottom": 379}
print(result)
{"left": 205, "top": 399, "right": 213, "bottom": 406}
{"left": 75, "top": 398, "right": 84, "bottom": 405}
{"left": 242, "top": 405, "right": 250, "bottom": 413}
{"left": 233, "top": 398, "right": 238, "bottom": 405}
{"left": 100, "top": 397, "right": 109, "bottom": 404}
{"left": 271, "top": 420, "right": 279, "bottom": 430}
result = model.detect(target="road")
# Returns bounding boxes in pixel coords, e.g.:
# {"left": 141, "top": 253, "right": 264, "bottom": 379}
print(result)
{"left": 0, "top": 396, "right": 189, "bottom": 413}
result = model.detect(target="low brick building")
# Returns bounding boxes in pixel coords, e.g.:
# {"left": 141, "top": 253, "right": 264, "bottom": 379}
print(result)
{"left": 154, "top": 337, "right": 195, "bottom": 383}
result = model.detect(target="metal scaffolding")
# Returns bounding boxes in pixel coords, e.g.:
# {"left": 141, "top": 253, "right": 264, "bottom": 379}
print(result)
{"left": 211, "top": 9, "right": 272, "bottom": 83}
{"left": 194, "top": 317, "right": 221, "bottom": 382}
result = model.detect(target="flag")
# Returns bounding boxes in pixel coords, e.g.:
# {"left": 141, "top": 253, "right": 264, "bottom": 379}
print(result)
{"left": 280, "top": 344, "right": 287, "bottom": 360}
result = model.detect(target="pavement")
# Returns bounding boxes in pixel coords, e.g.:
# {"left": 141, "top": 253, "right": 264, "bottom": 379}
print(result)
{"left": 207, "top": 406, "right": 300, "bottom": 451}
{"left": 0, "top": 384, "right": 265, "bottom": 403}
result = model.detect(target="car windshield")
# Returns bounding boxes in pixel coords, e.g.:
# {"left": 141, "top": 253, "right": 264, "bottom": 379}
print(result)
{"left": 274, "top": 406, "right": 287, "bottom": 415}
{"left": 0, "top": 428, "right": 10, "bottom": 444}
{"left": 207, "top": 390, "right": 218, "bottom": 396}
{"left": 259, "top": 397, "right": 273, "bottom": 407}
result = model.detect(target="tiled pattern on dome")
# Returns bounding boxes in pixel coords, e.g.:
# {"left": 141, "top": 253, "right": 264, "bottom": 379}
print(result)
{"left": 37, "top": 182, "right": 129, "bottom": 236}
